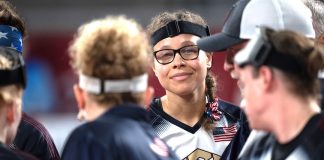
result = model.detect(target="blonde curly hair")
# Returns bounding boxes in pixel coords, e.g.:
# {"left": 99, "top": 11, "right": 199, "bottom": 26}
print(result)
{"left": 69, "top": 16, "right": 152, "bottom": 106}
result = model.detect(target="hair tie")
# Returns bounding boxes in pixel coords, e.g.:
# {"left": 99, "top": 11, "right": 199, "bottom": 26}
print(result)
{"left": 205, "top": 98, "right": 222, "bottom": 121}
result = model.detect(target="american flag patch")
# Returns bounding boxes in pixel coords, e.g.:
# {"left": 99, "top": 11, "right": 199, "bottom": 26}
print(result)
{"left": 213, "top": 124, "right": 238, "bottom": 142}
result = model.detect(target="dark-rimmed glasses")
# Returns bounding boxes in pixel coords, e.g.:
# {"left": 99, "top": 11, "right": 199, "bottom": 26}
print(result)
{"left": 153, "top": 45, "right": 200, "bottom": 65}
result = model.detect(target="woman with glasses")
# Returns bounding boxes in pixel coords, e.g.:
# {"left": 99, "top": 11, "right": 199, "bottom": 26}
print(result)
{"left": 147, "top": 10, "right": 248, "bottom": 160}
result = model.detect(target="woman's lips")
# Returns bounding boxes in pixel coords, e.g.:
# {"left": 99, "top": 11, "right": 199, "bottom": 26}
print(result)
{"left": 171, "top": 72, "right": 192, "bottom": 81}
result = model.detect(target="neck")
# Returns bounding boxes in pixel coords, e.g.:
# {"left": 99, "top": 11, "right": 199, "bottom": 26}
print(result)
{"left": 0, "top": 131, "right": 5, "bottom": 144}
{"left": 271, "top": 96, "right": 320, "bottom": 144}
{"left": 85, "top": 101, "right": 111, "bottom": 121}
{"left": 162, "top": 90, "right": 206, "bottom": 127}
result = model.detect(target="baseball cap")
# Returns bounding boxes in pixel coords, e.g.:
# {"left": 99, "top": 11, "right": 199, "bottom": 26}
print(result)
{"left": 197, "top": 0, "right": 250, "bottom": 52}
{"left": 240, "top": 0, "right": 315, "bottom": 39}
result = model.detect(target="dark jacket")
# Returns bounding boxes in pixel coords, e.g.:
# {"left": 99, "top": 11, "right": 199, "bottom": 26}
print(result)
{"left": 10, "top": 113, "right": 60, "bottom": 160}
{"left": 61, "top": 103, "right": 178, "bottom": 160}
{"left": 1, "top": 142, "right": 38, "bottom": 160}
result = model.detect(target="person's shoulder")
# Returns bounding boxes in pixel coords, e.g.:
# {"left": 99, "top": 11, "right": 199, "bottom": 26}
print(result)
{"left": 68, "top": 120, "right": 112, "bottom": 139}
{"left": 19, "top": 112, "right": 50, "bottom": 136}
{"left": 238, "top": 131, "right": 272, "bottom": 159}
{"left": 62, "top": 123, "right": 108, "bottom": 160}
{"left": 63, "top": 122, "right": 108, "bottom": 154}
{"left": 13, "top": 149, "right": 39, "bottom": 160}
{"left": 0, "top": 144, "right": 24, "bottom": 160}
{"left": 147, "top": 97, "right": 162, "bottom": 112}
{"left": 217, "top": 98, "right": 242, "bottom": 121}
{"left": 147, "top": 97, "right": 165, "bottom": 121}
{"left": 67, "top": 117, "right": 133, "bottom": 142}
{"left": 13, "top": 112, "right": 60, "bottom": 160}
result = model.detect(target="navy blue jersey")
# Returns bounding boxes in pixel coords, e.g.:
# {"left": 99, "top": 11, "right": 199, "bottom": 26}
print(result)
{"left": 221, "top": 107, "right": 250, "bottom": 160}
{"left": 239, "top": 113, "right": 324, "bottom": 160}
{"left": 1, "top": 142, "right": 38, "bottom": 160}
{"left": 148, "top": 97, "right": 250, "bottom": 160}
{"left": 61, "top": 103, "right": 178, "bottom": 160}
{"left": 10, "top": 113, "right": 60, "bottom": 160}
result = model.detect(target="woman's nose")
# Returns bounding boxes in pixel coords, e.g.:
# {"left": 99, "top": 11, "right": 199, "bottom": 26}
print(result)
{"left": 172, "top": 53, "right": 185, "bottom": 68}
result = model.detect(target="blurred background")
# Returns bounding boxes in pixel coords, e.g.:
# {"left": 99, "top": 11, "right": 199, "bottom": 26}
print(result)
{"left": 13, "top": 0, "right": 240, "bottom": 153}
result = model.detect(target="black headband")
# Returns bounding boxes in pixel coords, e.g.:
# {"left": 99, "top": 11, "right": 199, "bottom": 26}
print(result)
{"left": 151, "top": 20, "right": 210, "bottom": 46}
{"left": 263, "top": 47, "right": 305, "bottom": 75}
{"left": 0, "top": 49, "right": 26, "bottom": 89}
{"left": 0, "top": 66, "right": 26, "bottom": 88}
{"left": 235, "top": 27, "right": 307, "bottom": 75}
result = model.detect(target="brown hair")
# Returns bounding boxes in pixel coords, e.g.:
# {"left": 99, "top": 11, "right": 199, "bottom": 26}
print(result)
{"left": 266, "top": 29, "right": 324, "bottom": 99}
{"left": 147, "top": 10, "right": 207, "bottom": 36}
{"left": 0, "top": 1, "right": 24, "bottom": 110}
{"left": 147, "top": 10, "right": 217, "bottom": 130}
{"left": 69, "top": 16, "right": 151, "bottom": 106}
{"left": 0, "top": 1, "right": 26, "bottom": 37}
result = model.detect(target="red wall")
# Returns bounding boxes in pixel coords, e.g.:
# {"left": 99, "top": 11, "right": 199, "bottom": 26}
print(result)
{"left": 26, "top": 33, "right": 239, "bottom": 113}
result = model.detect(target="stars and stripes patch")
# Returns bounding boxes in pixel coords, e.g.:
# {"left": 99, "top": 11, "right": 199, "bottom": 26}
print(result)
{"left": 213, "top": 124, "right": 238, "bottom": 142}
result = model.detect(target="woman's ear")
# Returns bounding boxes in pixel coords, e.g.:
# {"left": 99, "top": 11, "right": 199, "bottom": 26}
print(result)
{"left": 206, "top": 52, "right": 213, "bottom": 69}
{"left": 151, "top": 63, "right": 158, "bottom": 77}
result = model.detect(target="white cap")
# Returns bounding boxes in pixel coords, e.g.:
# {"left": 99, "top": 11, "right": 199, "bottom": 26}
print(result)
{"left": 240, "top": 0, "right": 315, "bottom": 39}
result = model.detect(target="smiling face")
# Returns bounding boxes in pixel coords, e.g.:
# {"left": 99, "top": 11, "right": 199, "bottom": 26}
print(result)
{"left": 152, "top": 34, "right": 212, "bottom": 96}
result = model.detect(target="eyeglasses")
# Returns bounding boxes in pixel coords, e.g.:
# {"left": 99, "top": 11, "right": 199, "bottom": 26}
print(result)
{"left": 153, "top": 45, "right": 200, "bottom": 65}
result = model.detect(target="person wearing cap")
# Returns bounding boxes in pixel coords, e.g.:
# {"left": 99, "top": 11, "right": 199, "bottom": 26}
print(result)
{"left": 0, "top": 1, "right": 60, "bottom": 160}
{"left": 198, "top": 0, "right": 250, "bottom": 80}
{"left": 198, "top": 0, "right": 315, "bottom": 87}
{"left": 303, "top": 0, "right": 324, "bottom": 109}
{"left": 197, "top": 1, "right": 252, "bottom": 159}
{"left": 61, "top": 16, "right": 178, "bottom": 160}
{"left": 198, "top": 0, "right": 316, "bottom": 159}
{"left": 146, "top": 10, "right": 247, "bottom": 160}
{"left": 234, "top": 26, "right": 324, "bottom": 160}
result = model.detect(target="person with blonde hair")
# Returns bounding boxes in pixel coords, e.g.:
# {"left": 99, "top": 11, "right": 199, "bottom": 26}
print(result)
{"left": 235, "top": 27, "right": 324, "bottom": 159}
{"left": 0, "top": 1, "right": 59, "bottom": 159}
{"left": 61, "top": 16, "right": 178, "bottom": 160}
{"left": 0, "top": 48, "right": 38, "bottom": 159}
